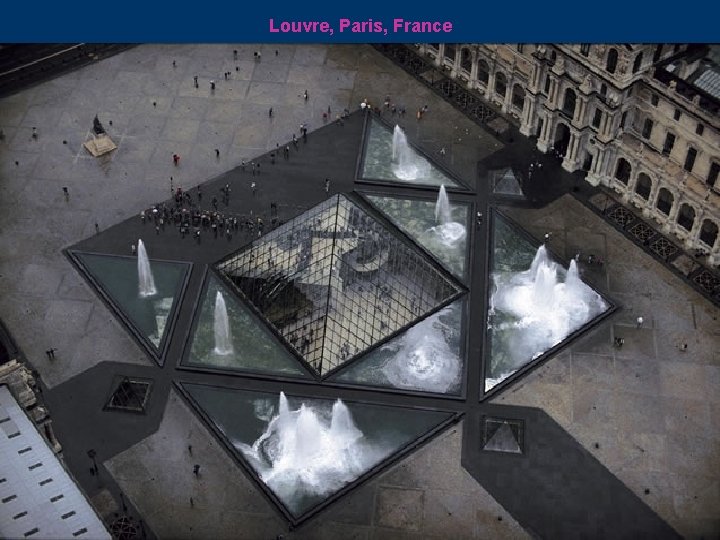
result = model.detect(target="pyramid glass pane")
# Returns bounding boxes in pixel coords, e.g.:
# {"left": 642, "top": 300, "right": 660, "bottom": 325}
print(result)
{"left": 365, "top": 193, "right": 469, "bottom": 280}
{"left": 483, "top": 418, "right": 523, "bottom": 454}
{"left": 216, "top": 195, "right": 462, "bottom": 377}
{"left": 491, "top": 168, "right": 524, "bottom": 197}
{"left": 75, "top": 252, "right": 187, "bottom": 352}
{"left": 182, "top": 274, "right": 309, "bottom": 377}
{"left": 360, "top": 118, "right": 460, "bottom": 187}
{"left": 486, "top": 213, "right": 611, "bottom": 392}
{"left": 330, "top": 298, "right": 465, "bottom": 394}
{"left": 183, "top": 383, "right": 454, "bottom": 519}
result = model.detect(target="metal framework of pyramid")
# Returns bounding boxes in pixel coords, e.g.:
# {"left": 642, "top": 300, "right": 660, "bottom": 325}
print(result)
{"left": 216, "top": 194, "right": 463, "bottom": 376}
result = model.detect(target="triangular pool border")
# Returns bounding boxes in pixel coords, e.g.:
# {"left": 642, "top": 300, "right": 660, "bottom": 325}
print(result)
{"left": 480, "top": 208, "right": 619, "bottom": 401}
{"left": 175, "top": 380, "right": 462, "bottom": 528}
{"left": 355, "top": 111, "right": 474, "bottom": 193}
{"left": 176, "top": 265, "right": 315, "bottom": 380}
{"left": 65, "top": 248, "right": 192, "bottom": 367}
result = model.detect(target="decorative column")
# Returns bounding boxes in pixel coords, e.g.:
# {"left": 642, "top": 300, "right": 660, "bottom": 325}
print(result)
{"left": 436, "top": 44, "right": 445, "bottom": 67}
{"left": 537, "top": 113, "right": 553, "bottom": 152}
{"left": 520, "top": 96, "right": 536, "bottom": 136}
{"left": 451, "top": 48, "right": 461, "bottom": 78}
{"left": 469, "top": 49, "right": 479, "bottom": 88}
{"left": 663, "top": 195, "right": 681, "bottom": 233}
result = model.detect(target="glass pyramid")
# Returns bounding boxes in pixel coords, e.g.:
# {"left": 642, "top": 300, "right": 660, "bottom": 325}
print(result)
{"left": 182, "top": 273, "right": 310, "bottom": 377}
{"left": 364, "top": 193, "right": 470, "bottom": 280}
{"left": 360, "top": 118, "right": 460, "bottom": 188}
{"left": 483, "top": 418, "right": 523, "bottom": 454}
{"left": 72, "top": 251, "right": 189, "bottom": 358}
{"left": 491, "top": 167, "right": 524, "bottom": 197}
{"left": 486, "top": 212, "right": 611, "bottom": 391}
{"left": 330, "top": 298, "right": 465, "bottom": 395}
{"left": 216, "top": 195, "right": 463, "bottom": 377}
{"left": 182, "top": 383, "right": 455, "bottom": 520}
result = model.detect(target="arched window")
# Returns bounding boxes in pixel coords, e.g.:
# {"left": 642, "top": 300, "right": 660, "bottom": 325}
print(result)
{"left": 562, "top": 88, "right": 577, "bottom": 117}
{"left": 653, "top": 44, "right": 663, "bottom": 62}
{"left": 477, "top": 59, "right": 489, "bottom": 84}
{"left": 444, "top": 44, "right": 456, "bottom": 62}
{"left": 635, "top": 173, "right": 652, "bottom": 199}
{"left": 615, "top": 158, "right": 632, "bottom": 184}
{"left": 656, "top": 188, "right": 674, "bottom": 215}
{"left": 642, "top": 118, "right": 653, "bottom": 139}
{"left": 600, "top": 83, "right": 607, "bottom": 96}
{"left": 684, "top": 147, "right": 697, "bottom": 172}
{"left": 699, "top": 219, "right": 719, "bottom": 248}
{"left": 708, "top": 162, "right": 720, "bottom": 187}
{"left": 460, "top": 48, "right": 472, "bottom": 72}
{"left": 512, "top": 84, "right": 525, "bottom": 110}
{"left": 632, "top": 53, "right": 643, "bottom": 74}
{"left": 606, "top": 49, "right": 619, "bottom": 73}
{"left": 677, "top": 203, "right": 696, "bottom": 231}
{"left": 495, "top": 71, "right": 507, "bottom": 98}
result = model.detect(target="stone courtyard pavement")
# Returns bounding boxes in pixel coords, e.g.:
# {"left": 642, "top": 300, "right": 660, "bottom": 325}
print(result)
{"left": 0, "top": 44, "right": 718, "bottom": 539}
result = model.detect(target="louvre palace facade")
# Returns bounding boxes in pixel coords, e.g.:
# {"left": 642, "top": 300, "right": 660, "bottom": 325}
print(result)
{"left": 419, "top": 43, "right": 720, "bottom": 265}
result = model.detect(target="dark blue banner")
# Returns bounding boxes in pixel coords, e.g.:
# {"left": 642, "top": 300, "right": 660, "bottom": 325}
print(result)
{"left": 1, "top": 0, "right": 718, "bottom": 42}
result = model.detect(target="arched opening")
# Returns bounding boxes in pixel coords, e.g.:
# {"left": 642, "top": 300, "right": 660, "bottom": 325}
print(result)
{"left": 600, "top": 83, "right": 607, "bottom": 96}
{"left": 553, "top": 123, "right": 571, "bottom": 158}
{"left": 582, "top": 152, "right": 593, "bottom": 172}
{"left": 677, "top": 203, "right": 696, "bottom": 231}
{"left": 606, "top": 48, "right": 618, "bottom": 73}
{"left": 477, "top": 59, "right": 489, "bottom": 85}
{"left": 614, "top": 158, "right": 632, "bottom": 184}
{"left": 495, "top": 71, "right": 507, "bottom": 98}
{"left": 632, "top": 52, "right": 643, "bottom": 74}
{"left": 562, "top": 88, "right": 577, "bottom": 117}
{"left": 656, "top": 188, "right": 674, "bottom": 216}
{"left": 653, "top": 44, "right": 663, "bottom": 63}
{"left": 684, "top": 147, "right": 697, "bottom": 172}
{"left": 460, "top": 48, "right": 472, "bottom": 72}
{"left": 635, "top": 173, "right": 652, "bottom": 199}
{"left": 699, "top": 219, "right": 719, "bottom": 248}
{"left": 512, "top": 84, "right": 525, "bottom": 110}
{"left": 444, "top": 44, "right": 456, "bottom": 62}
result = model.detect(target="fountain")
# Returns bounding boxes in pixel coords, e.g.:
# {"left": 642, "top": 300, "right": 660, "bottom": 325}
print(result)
{"left": 391, "top": 125, "right": 429, "bottom": 181}
{"left": 238, "top": 393, "right": 378, "bottom": 502}
{"left": 427, "top": 185, "right": 466, "bottom": 247}
{"left": 137, "top": 239, "right": 157, "bottom": 298}
{"left": 213, "top": 291, "right": 234, "bottom": 355}
{"left": 380, "top": 304, "right": 461, "bottom": 393}
{"left": 487, "top": 243, "right": 608, "bottom": 389}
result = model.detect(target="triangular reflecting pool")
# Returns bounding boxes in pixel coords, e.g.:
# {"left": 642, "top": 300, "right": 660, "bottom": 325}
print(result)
{"left": 182, "top": 383, "right": 456, "bottom": 522}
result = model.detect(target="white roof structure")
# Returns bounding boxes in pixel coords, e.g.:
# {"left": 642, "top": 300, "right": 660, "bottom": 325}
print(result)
{"left": 0, "top": 385, "right": 111, "bottom": 539}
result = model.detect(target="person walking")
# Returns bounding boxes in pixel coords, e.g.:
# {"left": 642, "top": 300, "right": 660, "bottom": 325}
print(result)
{"left": 193, "top": 75, "right": 198, "bottom": 88}
{"left": 325, "top": 178, "right": 330, "bottom": 193}
{"left": 62, "top": 187, "right": 69, "bottom": 201}
{"left": 636, "top": 316, "right": 644, "bottom": 329}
